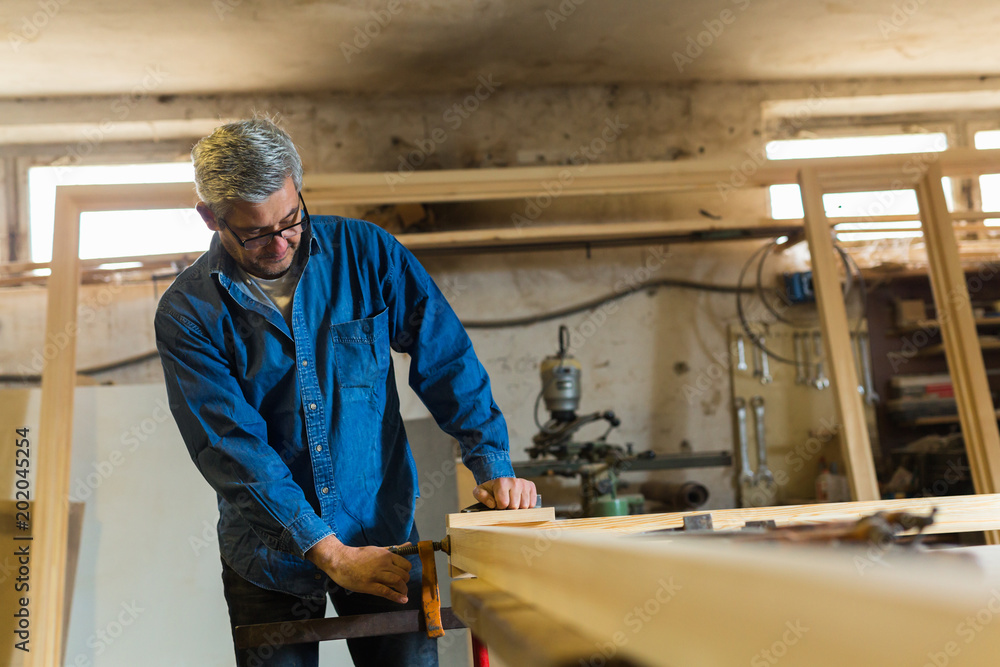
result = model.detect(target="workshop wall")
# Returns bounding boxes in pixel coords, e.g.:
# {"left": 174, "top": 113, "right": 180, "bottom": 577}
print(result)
{"left": 4, "top": 77, "right": 994, "bottom": 513}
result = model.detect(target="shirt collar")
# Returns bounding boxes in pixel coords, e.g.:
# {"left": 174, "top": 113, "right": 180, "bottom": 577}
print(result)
{"left": 208, "top": 225, "right": 324, "bottom": 282}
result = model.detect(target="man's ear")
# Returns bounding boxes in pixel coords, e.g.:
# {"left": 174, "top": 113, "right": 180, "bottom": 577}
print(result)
{"left": 196, "top": 202, "right": 220, "bottom": 231}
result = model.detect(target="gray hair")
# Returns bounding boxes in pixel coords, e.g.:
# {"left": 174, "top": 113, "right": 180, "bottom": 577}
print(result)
{"left": 192, "top": 118, "right": 303, "bottom": 220}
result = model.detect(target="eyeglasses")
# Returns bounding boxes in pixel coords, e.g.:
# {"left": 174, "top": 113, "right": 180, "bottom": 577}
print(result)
{"left": 219, "top": 192, "right": 310, "bottom": 251}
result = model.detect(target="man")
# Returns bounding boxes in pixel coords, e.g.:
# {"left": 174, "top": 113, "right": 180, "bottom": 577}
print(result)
{"left": 155, "top": 118, "right": 535, "bottom": 667}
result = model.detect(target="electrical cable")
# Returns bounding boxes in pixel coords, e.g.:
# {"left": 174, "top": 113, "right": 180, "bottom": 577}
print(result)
{"left": 0, "top": 350, "right": 161, "bottom": 383}
{"left": 737, "top": 238, "right": 867, "bottom": 366}
{"left": 463, "top": 276, "right": 755, "bottom": 329}
{"left": 0, "top": 263, "right": 776, "bottom": 382}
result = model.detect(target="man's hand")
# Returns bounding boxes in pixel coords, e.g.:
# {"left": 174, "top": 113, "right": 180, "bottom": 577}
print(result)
{"left": 473, "top": 477, "right": 537, "bottom": 509}
{"left": 305, "top": 535, "right": 411, "bottom": 604}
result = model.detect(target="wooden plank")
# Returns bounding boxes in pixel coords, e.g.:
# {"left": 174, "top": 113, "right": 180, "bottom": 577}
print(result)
{"left": 28, "top": 188, "right": 82, "bottom": 667}
{"left": 449, "top": 523, "right": 1000, "bottom": 667}
{"left": 303, "top": 149, "right": 1000, "bottom": 205}
{"left": 510, "top": 493, "right": 1000, "bottom": 536}
{"left": 918, "top": 164, "right": 1000, "bottom": 509}
{"left": 446, "top": 506, "right": 556, "bottom": 530}
{"left": 51, "top": 181, "right": 198, "bottom": 212}
{"left": 1, "top": 501, "right": 83, "bottom": 663}
{"left": 446, "top": 506, "right": 556, "bottom": 579}
{"left": 451, "top": 578, "right": 639, "bottom": 667}
{"left": 798, "top": 168, "right": 879, "bottom": 501}
{"left": 1, "top": 209, "right": 997, "bottom": 280}
{"left": 918, "top": 182, "right": 985, "bottom": 495}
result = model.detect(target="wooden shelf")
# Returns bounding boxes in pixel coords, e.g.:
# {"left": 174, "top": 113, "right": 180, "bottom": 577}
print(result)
{"left": 909, "top": 410, "right": 1000, "bottom": 426}
{"left": 916, "top": 338, "right": 1000, "bottom": 357}
{"left": 894, "top": 317, "right": 1000, "bottom": 334}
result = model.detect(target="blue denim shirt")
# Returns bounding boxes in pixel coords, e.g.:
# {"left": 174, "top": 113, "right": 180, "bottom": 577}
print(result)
{"left": 155, "top": 216, "right": 514, "bottom": 598}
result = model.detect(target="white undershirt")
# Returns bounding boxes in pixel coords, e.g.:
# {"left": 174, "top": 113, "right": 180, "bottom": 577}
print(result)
{"left": 237, "top": 256, "right": 304, "bottom": 326}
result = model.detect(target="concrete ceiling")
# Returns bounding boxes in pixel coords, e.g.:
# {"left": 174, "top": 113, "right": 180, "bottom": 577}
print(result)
{"left": 3, "top": 0, "right": 1000, "bottom": 99}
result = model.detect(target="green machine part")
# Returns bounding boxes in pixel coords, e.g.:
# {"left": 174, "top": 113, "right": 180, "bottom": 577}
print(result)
{"left": 588, "top": 493, "right": 645, "bottom": 517}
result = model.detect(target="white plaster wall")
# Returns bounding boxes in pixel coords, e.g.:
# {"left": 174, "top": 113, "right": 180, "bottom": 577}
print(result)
{"left": 0, "top": 386, "right": 238, "bottom": 667}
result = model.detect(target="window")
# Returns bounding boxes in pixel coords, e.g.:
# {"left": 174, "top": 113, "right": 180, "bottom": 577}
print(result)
{"left": 28, "top": 162, "right": 210, "bottom": 263}
{"left": 766, "top": 133, "right": 953, "bottom": 242}
{"left": 974, "top": 130, "right": 1000, "bottom": 226}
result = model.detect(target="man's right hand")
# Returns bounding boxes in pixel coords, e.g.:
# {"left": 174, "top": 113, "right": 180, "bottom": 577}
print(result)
{"left": 305, "top": 534, "right": 412, "bottom": 604}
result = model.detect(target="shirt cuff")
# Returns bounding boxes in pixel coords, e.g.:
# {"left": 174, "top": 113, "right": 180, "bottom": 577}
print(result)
{"left": 282, "top": 512, "right": 336, "bottom": 557}
{"left": 466, "top": 454, "right": 516, "bottom": 486}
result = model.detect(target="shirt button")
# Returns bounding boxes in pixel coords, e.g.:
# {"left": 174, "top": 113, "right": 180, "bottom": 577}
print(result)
{"left": 362, "top": 322, "right": 371, "bottom": 334}
{"left": 315, "top": 445, "right": 322, "bottom": 452}
{"left": 322, "top": 487, "right": 329, "bottom": 494}
{"left": 309, "top": 403, "right": 317, "bottom": 410}
{"left": 314, "top": 574, "right": 322, "bottom": 580}
{"left": 301, "top": 360, "right": 308, "bottom": 367}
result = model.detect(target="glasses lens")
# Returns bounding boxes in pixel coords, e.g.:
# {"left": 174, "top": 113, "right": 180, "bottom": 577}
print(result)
{"left": 244, "top": 219, "right": 305, "bottom": 250}
{"left": 244, "top": 236, "right": 272, "bottom": 250}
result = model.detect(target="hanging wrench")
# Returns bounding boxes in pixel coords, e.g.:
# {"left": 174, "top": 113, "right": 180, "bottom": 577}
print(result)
{"left": 734, "top": 397, "right": 755, "bottom": 507}
{"left": 858, "top": 331, "right": 879, "bottom": 404}
{"left": 793, "top": 332, "right": 807, "bottom": 384}
{"left": 736, "top": 333, "right": 748, "bottom": 372}
{"left": 750, "top": 396, "right": 777, "bottom": 506}
{"left": 813, "top": 332, "right": 829, "bottom": 390}
{"left": 759, "top": 336, "right": 773, "bottom": 385}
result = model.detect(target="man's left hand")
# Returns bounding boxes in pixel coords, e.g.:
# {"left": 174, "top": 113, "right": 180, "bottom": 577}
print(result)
{"left": 473, "top": 477, "right": 537, "bottom": 509}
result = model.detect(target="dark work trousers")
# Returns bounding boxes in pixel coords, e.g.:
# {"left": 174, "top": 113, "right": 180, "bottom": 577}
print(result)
{"left": 221, "top": 529, "right": 438, "bottom": 667}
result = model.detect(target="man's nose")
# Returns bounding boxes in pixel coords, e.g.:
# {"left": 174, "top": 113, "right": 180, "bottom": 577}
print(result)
{"left": 267, "top": 234, "right": 289, "bottom": 252}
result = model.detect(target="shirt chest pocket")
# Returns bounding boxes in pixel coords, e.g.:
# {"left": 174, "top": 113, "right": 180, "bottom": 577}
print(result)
{"left": 330, "top": 308, "right": 391, "bottom": 392}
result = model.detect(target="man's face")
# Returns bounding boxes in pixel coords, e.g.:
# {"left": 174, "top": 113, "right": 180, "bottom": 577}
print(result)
{"left": 198, "top": 176, "right": 304, "bottom": 279}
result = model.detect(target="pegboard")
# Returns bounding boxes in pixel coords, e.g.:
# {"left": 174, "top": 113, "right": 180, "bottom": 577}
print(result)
{"left": 728, "top": 321, "right": 878, "bottom": 505}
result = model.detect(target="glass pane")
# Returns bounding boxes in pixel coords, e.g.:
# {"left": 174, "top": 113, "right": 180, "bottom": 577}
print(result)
{"left": 78, "top": 209, "right": 212, "bottom": 260}
{"left": 974, "top": 130, "right": 1000, "bottom": 149}
{"left": 28, "top": 163, "right": 195, "bottom": 262}
{"left": 766, "top": 133, "right": 948, "bottom": 160}
{"left": 766, "top": 133, "right": 951, "bottom": 239}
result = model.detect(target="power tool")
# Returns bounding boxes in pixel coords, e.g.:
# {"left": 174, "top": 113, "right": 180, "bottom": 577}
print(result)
{"left": 525, "top": 326, "right": 650, "bottom": 517}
